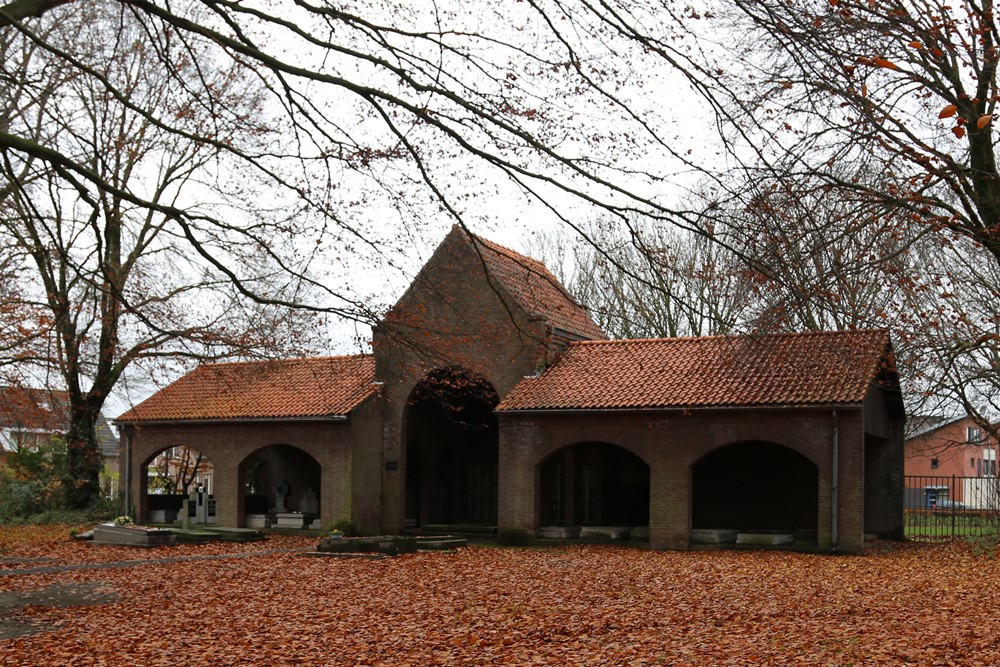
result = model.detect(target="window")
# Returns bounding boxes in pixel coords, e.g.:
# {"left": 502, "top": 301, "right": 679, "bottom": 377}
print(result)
{"left": 968, "top": 427, "right": 983, "bottom": 444}
{"left": 931, "top": 458, "right": 939, "bottom": 469}
{"left": 985, "top": 450, "right": 998, "bottom": 477}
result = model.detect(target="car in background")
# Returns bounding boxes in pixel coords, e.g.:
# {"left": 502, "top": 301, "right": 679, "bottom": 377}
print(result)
{"left": 935, "top": 500, "right": 966, "bottom": 510}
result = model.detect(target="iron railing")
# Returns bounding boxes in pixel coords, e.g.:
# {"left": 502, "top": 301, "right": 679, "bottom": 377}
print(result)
{"left": 905, "top": 475, "right": 1000, "bottom": 541}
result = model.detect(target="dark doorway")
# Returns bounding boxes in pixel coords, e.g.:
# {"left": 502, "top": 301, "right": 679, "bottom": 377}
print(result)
{"left": 405, "top": 366, "right": 499, "bottom": 527}
{"left": 240, "top": 445, "right": 321, "bottom": 521}
{"left": 692, "top": 441, "right": 818, "bottom": 531}
{"left": 539, "top": 442, "right": 650, "bottom": 526}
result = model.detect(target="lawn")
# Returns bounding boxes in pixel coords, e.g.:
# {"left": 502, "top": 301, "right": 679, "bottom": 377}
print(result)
{"left": 2, "top": 526, "right": 999, "bottom": 666}
{"left": 905, "top": 509, "right": 1000, "bottom": 541}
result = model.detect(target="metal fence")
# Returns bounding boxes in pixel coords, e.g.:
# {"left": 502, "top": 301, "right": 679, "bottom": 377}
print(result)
{"left": 905, "top": 475, "right": 1000, "bottom": 542}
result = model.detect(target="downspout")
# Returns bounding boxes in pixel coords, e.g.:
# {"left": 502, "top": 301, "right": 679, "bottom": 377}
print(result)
{"left": 124, "top": 428, "right": 131, "bottom": 518}
{"left": 832, "top": 409, "right": 839, "bottom": 553}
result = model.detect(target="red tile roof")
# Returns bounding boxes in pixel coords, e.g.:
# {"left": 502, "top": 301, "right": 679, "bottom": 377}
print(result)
{"left": 497, "top": 330, "right": 895, "bottom": 411}
{"left": 0, "top": 387, "right": 70, "bottom": 431}
{"left": 467, "top": 231, "right": 606, "bottom": 341}
{"left": 116, "top": 355, "right": 377, "bottom": 423}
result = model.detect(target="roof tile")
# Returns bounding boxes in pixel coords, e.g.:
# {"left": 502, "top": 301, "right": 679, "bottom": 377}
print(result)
{"left": 497, "top": 330, "right": 894, "bottom": 411}
{"left": 117, "top": 355, "right": 377, "bottom": 423}
{"left": 469, "top": 232, "right": 606, "bottom": 340}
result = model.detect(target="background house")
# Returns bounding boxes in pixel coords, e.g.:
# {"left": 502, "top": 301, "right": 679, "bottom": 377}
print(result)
{"left": 904, "top": 415, "right": 999, "bottom": 508}
{"left": 0, "top": 386, "right": 120, "bottom": 498}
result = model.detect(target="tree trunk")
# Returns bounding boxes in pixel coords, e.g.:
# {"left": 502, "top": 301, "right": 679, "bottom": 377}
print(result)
{"left": 64, "top": 403, "right": 102, "bottom": 508}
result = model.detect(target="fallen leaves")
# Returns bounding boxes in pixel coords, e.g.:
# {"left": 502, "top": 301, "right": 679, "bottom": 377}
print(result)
{"left": 1, "top": 531, "right": 1000, "bottom": 665}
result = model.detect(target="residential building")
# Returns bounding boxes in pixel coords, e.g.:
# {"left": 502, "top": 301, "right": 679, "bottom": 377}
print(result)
{"left": 0, "top": 386, "right": 120, "bottom": 497}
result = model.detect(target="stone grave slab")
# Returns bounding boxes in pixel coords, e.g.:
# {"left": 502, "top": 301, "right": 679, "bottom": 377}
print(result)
{"left": 579, "top": 526, "right": 631, "bottom": 540}
{"left": 92, "top": 524, "right": 175, "bottom": 547}
{"left": 736, "top": 531, "right": 794, "bottom": 546}
{"left": 691, "top": 529, "right": 738, "bottom": 545}
{"left": 275, "top": 512, "right": 315, "bottom": 529}
{"left": 538, "top": 526, "right": 581, "bottom": 539}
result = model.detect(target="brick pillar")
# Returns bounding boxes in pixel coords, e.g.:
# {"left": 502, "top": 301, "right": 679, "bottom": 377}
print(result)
{"left": 213, "top": 459, "right": 240, "bottom": 528}
{"left": 320, "top": 448, "right": 352, "bottom": 527}
{"left": 498, "top": 419, "right": 538, "bottom": 532}
{"left": 649, "top": 459, "right": 689, "bottom": 550}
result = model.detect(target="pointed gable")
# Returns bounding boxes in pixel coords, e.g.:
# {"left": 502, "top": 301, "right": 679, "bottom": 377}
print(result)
{"left": 498, "top": 329, "right": 895, "bottom": 411}
{"left": 116, "top": 355, "right": 377, "bottom": 423}
{"left": 466, "top": 231, "right": 605, "bottom": 341}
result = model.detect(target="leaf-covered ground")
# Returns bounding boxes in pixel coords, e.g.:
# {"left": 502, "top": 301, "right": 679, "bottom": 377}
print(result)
{"left": 1, "top": 527, "right": 998, "bottom": 666}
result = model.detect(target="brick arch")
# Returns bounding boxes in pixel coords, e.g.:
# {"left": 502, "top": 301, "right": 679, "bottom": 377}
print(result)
{"left": 403, "top": 365, "right": 500, "bottom": 527}
{"left": 237, "top": 443, "right": 322, "bottom": 523}
{"left": 691, "top": 440, "right": 820, "bottom": 536}
{"left": 534, "top": 437, "right": 651, "bottom": 470}
{"left": 133, "top": 435, "right": 224, "bottom": 475}
{"left": 690, "top": 435, "right": 823, "bottom": 471}
{"left": 129, "top": 433, "right": 224, "bottom": 525}
{"left": 537, "top": 441, "right": 650, "bottom": 528}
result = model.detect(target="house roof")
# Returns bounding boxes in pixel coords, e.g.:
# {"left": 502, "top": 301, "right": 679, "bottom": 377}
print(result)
{"left": 497, "top": 329, "right": 896, "bottom": 411}
{"left": 116, "top": 355, "right": 378, "bottom": 424}
{"left": 0, "top": 386, "right": 70, "bottom": 431}
{"left": 466, "top": 230, "right": 606, "bottom": 341}
{"left": 904, "top": 414, "right": 995, "bottom": 441}
{"left": 0, "top": 386, "right": 117, "bottom": 454}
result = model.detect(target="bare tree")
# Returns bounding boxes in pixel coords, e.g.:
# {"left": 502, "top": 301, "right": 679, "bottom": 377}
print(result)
{"left": 0, "top": 3, "right": 326, "bottom": 506}
{"left": 703, "top": 0, "right": 1000, "bottom": 435}
{"left": 149, "top": 446, "right": 209, "bottom": 495}
{"left": 542, "top": 217, "right": 750, "bottom": 339}
{"left": 0, "top": 0, "right": 748, "bottom": 504}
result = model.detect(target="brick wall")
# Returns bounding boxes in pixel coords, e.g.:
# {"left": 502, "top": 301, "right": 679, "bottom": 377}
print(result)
{"left": 120, "top": 396, "right": 382, "bottom": 532}
{"left": 498, "top": 407, "right": 878, "bottom": 553}
{"left": 372, "top": 228, "right": 553, "bottom": 533}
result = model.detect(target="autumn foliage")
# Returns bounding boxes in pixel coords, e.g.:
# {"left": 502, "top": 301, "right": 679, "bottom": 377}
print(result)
{"left": 2, "top": 527, "right": 1000, "bottom": 665}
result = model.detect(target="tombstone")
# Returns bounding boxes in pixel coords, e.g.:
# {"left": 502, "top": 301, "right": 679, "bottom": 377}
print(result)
{"left": 194, "top": 485, "right": 209, "bottom": 524}
{"left": 274, "top": 480, "right": 290, "bottom": 513}
{"left": 179, "top": 499, "right": 195, "bottom": 530}
{"left": 301, "top": 487, "right": 320, "bottom": 515}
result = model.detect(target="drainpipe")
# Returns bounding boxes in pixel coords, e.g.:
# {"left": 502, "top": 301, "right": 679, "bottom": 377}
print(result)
{"left": 124, "top": 428, "right": 131, "bottom": 517}
{"left": 832, "top": 409, "right": 839, "bottom": 552}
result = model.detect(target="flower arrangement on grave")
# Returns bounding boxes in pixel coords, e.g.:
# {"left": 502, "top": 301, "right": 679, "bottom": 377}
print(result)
{"left": 113, "top": 515, "right": 135, "bottom": 527}
{"left": 328, "top": 528, "right": 344, "bottom": 539}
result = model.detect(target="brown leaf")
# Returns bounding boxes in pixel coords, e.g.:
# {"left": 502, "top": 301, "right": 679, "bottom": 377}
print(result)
{"left": 939, "top": 104, "right": 958, "bottom": 119}
{"left": 953, "top": 126, "right": 967, "bottom": 138}
{"left": 873, "top": 58, "right": 898, "bottom": 70}
{"left": 977, "top": 114, "right": 993, "bottom": 129}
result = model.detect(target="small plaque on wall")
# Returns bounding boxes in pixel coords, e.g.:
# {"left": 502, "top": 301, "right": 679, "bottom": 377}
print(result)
{"left": 384, "top": 460, "right": 399, "bottom": 471}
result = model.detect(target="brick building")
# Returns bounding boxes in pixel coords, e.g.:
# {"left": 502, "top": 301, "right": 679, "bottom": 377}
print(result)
{"left": 117, "top": 226, "right": 905, "bottom": 552}
{"left": 904, "top": 416, "right": 999, "bottom": 508}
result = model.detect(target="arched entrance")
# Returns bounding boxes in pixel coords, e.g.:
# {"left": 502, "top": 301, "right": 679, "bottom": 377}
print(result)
{"left": 404, "top": 366, "right": 499, "bottom": 527}
{"left": 538, "top": 442, "right": 650, "bottom": 527}
{"left": 142, "top": 445, "right": 214, "bottom": 524}
{"left": 693, "top": 441, "right": 818, "bottom": 538}
{"left": 239, "top": 445, "right": 321, "bottom": 528}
